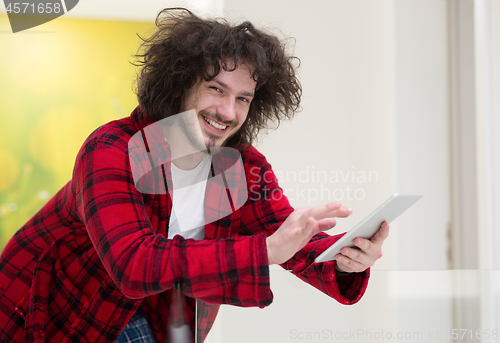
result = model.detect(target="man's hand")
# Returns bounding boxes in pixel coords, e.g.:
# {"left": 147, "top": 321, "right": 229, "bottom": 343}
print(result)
{"left": 266, "top": 202, "right": 352, "bottom": 265}
{"left": 334, "top": 221, "right": 390, "bottom": 273}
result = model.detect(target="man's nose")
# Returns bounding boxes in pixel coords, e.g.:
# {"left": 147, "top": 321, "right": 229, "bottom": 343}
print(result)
{"left": 216, "top": 96, "right": 236, "bottom": 123}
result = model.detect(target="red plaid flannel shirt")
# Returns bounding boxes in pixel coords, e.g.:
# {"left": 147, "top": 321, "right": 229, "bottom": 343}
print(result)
{"left": 0, "top": 107, "right": 369, "bottom": 342}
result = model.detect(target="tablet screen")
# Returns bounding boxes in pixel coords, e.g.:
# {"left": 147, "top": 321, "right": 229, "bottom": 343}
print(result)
{"left": 314, "top": 193, "right": 422, "bottom": 263}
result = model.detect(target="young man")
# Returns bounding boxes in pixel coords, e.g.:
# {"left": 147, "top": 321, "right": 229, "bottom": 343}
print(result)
{"left": 0, "top": 8, "right": 389, "bottom": 343}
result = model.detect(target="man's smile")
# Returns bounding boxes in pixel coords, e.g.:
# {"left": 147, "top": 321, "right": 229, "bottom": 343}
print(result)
{"left": 202, "top": 115, "right": 230, "bottom": 133}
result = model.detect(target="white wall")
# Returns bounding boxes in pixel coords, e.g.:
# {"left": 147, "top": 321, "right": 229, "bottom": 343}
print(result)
{"left": 492, "top": 0, "right": 500, "bottom": 271}
{"left": 394, "top": 0, "right": 450, "bottom": 270}
{"left": 473, "top": 0, "right": 500, "bottom": 335}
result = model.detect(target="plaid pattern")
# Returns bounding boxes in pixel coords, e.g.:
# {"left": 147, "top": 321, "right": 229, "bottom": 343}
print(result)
{"left": 116, "top": 308, "right": 157, "bottom": 343}
{"left": 0, "top": 106, "right": 369, "bottom": 343}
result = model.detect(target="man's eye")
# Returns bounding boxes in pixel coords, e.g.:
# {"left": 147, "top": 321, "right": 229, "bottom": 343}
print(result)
{"left": 210, "top": 86, "right": 221, "bottom": 92}
{"left": 238, "top": 97, "right": 249, "bottom": 103}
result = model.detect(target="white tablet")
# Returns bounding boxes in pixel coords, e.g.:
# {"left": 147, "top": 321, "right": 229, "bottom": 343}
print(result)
{"left": 314, "top": 193, "right": 422, "bottom": 263}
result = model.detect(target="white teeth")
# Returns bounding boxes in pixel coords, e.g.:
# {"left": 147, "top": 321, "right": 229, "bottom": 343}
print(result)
{"left": 204, "top": 117, "right": 227, "bottom": 130}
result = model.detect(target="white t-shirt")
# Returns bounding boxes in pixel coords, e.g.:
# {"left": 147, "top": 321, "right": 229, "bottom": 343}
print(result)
{"left": 167, "top": 154, "right": 211, "bottom": 240}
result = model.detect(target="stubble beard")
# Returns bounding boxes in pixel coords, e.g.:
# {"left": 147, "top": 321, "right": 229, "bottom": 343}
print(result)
{"left": 177, "top": 111, "right": 209, "bottom": 152}
{"left": 176, "top": 109, "right": 239, "bottom": 155}
{"left": 198, "top": 110, "right": 238, "bottom": 153}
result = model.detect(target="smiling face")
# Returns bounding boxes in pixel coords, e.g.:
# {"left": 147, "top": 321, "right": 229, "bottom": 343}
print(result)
{"left": 179, "top": 62, "right": 257, "bottom": 149}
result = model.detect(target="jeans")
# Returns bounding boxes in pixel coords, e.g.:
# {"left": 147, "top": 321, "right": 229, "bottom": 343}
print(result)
{"left": 116, "top": 307, "right": 157, "bottom": 343}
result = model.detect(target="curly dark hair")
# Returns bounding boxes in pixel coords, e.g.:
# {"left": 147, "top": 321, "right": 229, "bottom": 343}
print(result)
{"left": 132, "top": 8, "right": 302, "bottom": 149}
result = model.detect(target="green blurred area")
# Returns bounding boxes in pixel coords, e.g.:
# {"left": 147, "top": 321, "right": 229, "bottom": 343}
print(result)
{"left": 0, "top": 15, "right": 155, "bottom": 250}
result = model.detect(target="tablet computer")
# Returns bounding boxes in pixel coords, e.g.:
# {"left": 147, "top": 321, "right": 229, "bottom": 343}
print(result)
{"left": 314, "top": 193, "right": 422, "bottom": 263}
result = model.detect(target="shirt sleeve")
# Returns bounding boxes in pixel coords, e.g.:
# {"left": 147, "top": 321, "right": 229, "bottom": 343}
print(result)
{"left": 72, "top": 131, "right": 272, "bottom": 308}
{"left": 238, "top": 152, "right": 369, "bottom": 305}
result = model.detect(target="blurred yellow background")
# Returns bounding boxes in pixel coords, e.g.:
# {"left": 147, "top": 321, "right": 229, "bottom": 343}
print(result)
{"left": 0, "top": 15, "right": 154, "bottom": 248}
